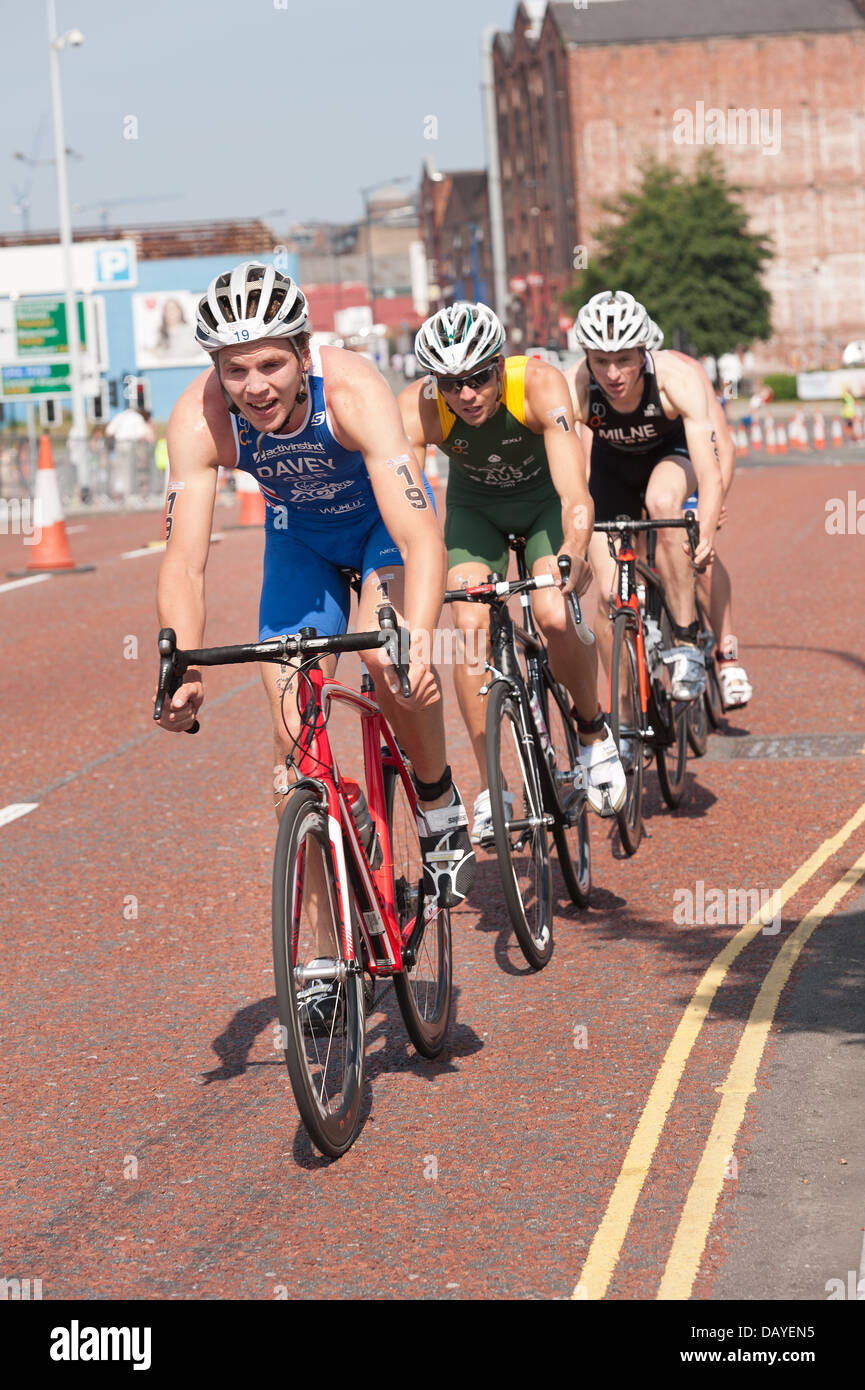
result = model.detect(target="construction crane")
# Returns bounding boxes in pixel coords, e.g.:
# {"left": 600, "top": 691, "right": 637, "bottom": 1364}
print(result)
{"left": 11, "top": 116, "right": 82, "bottom": 233}
{"left": 71, "top": 193, "right": 184, "bottom": 230}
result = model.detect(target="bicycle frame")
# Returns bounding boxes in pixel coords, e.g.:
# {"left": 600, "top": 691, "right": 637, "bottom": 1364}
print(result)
{"left": 598, "top": 514, "right": 698, "bottom": 742}
{"left": 289, "top": 664, "right": 424, "bottom": 979}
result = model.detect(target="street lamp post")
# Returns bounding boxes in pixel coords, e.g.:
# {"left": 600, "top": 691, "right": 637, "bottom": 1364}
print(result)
{"left": 47, "top": 0, "right": 86, "bottom": 482}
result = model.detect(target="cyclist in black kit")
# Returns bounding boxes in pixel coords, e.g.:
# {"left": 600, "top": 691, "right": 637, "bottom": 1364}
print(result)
{"left": 566, "top": 291, "right": 724, "bottom": 701}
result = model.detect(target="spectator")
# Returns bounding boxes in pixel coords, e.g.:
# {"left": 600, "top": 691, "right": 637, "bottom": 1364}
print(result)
{"left": 106, "top": 405, "right": 152, "bottom": 500}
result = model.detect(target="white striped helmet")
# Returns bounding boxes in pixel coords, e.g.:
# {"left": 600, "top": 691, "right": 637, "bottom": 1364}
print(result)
{"left": 575, "top": 290, "right": 651, "bottom": 352}
{"left": 646, "top": 319, "right": 665, "bottom": 350}
{"left": 194, "top": 261, "right": 310, "bottom": 354}
{"left": 415, "top": 301, "right": 504, "bottom": 375}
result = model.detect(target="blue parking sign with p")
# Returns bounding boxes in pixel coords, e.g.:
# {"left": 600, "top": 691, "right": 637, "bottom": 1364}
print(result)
{"left": 95, "top": 246, "right": 131, "bottom": 283}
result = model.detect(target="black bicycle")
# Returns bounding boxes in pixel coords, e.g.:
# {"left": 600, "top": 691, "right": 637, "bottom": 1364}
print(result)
{"left": 685, "top": 595, "right": 723, "bottom": 755}
{"left": 595, "top": 514, "right": 700, "bottom": 855}
{"left": 443, "top": 536, "right": 593, "bottom": 969}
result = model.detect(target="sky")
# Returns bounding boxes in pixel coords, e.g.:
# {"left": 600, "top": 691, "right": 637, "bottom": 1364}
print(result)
{"left": 0, "top": 0, "right": 522, "bottom": 237}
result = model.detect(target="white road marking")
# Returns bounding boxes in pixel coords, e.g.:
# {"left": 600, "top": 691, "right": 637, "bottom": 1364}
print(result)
{"left": 122, "top": 533, "right": 224, "bottom": 560}
{"left": 0, "top": 802, "right": 39, "bottom": 827}
{"left": 0, "top": 574, "right": 51, "bottom": 595}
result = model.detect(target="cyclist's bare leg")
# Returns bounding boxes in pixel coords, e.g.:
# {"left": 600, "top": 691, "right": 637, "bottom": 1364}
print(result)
{"left": 444, "top": 561, "right": 491, "bottom": 787}
{"left": 588, "top": 529, "right": 617, "bottom": 685}
{"left": 698, "top": 552, "right": 733, "bottom": 649}
{"left": 530, "top": 553, "right": 604, "bottom": 741}
{"left": 644, "top": 455, "right": 699, "bottom": 627}
{"left": 355, "top": 567, "right": 451, "bottom": 810}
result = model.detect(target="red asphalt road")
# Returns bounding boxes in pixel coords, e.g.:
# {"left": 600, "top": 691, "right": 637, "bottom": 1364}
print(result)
{"left": 1, "top": 461, "right": 863, "bottom": 1300}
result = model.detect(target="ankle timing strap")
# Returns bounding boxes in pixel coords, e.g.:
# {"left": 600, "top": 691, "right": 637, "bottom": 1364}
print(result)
{"left": 575, "top": 708, "right": 606, "bottom": 736}
{"left": 412, "top": 765, "right": 453, "bottom": 802}
{"left": 672, "top": 619, "right": 700, "bottom": 644}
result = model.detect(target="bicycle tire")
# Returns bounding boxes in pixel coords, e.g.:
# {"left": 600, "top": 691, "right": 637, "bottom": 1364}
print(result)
{"left": 686, "top": 687, "right": 709, "bottom": 757}
{"left": 697, "top": 599, "right": 724, "bottom": 729}
{"left": 609, "top": 610, "right": 644, "bottom": 856}
{"left": 541, "top": 673, "right": 591, "bottom": 908}
{"left": 384, "top": 762, "right": 453, "bottom": 1058}
{"left": 655, "top": 607, "right": 688, "bottom": 807}
{"left": 272, "top": 786, "right": 365, "bottom": 1158}
{"left": 485, "top": 678, "right": 554, "bottom": 969}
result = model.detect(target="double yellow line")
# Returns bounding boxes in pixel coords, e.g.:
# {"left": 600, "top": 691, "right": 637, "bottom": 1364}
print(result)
{"left": 572, "top": 799, "right": 865, "bottom": 1301}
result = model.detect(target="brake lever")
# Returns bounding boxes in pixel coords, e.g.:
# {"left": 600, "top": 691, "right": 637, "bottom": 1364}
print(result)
{"left": 557, "top": 556, "right": 595, "bottom": 646}
{"left": 377, "top": 605, "right": 411, "bottom": 698}
{"left": 154, "top": 626, "right": 199, "bottom": 734}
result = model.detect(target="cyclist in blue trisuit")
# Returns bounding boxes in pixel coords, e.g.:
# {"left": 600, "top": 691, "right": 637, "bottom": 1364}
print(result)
{"left": 154, "top": 262, "right": 476, "bottom": 926}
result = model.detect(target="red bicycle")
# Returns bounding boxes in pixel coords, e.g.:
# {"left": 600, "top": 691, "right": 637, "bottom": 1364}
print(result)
{"left": 154, "top": 605, "right": 451, "bottom": 1158}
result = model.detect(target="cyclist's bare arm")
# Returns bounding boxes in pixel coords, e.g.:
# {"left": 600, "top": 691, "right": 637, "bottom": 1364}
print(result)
{"left": 565, "top": 358, "right": 590, "bottom": 424}
{"left": 524, "top": 359, "right": 594, "bottom": 594}
{"left": 665, "top": 350, "right": 735, "bottom": 495}
{"left": 397, "top": 377, "right": 444, "bottom": 472}
{"left": 656, "top": 354, "right": 723, "bottom": 564}
{"left": 155, "top": 369, "right": 233, "bottom": 729}
{"left": 325, "top": 350, "right": 447, "bottom": 641}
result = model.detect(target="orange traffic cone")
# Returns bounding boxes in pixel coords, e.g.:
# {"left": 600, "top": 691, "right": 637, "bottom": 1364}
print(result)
{"left": 228, "top": 468, "right": 266, "bottom": 528}
{"left": 750, "top": 419, "right": 763, "bottom": 450}
{"left": 735, "top": 424, "right": 749, "bottom": 457}
{"left": 790, "top": 410, "right": 808, "bottom": 450}
{"left": 775, "top": 423, "right": 788, "bottom": 455}
{"left": 853, "top": 413, "right": 863, "bottom": 443}
{"left": 812, "top": 412, "right": 826, "bottom": 450}
{"left": 831, "top": 417, "right": 844, "bottom": 448}
{"left": 765, "top": 416, "right": 777, "bottom": 455}
{"left": 7, "top": 433, "right": 95, "bottom": 577}
{"left": 424, "top": 443, "right": 441, "bottom": 492}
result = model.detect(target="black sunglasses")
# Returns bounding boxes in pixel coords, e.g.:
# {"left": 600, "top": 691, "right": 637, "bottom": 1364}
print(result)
{"left": 435, "top": 359, "right": 500, "bottom": 394}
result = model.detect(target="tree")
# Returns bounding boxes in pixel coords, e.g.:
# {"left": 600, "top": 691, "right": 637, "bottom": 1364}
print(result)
{"left": 562, "top": 154, "right": 773, "bottom": 358}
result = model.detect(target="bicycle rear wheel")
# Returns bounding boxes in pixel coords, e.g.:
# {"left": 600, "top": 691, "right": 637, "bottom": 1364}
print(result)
{"left": 485, "top": 678, "right": 554, "bottom": 968}
{"left": 698, "top": 600, "right": 723, "bottom": 729}
{"left": 272, "top": 786, "right": 365, "bottom": 1158}
{"left": 385, "top": 761, "right": 452, "bottom": 1058}
{"left": 609, "top": 610, "right": 644, "bottom": 856}
{"left": 687, "top": 685, "right": 709, "bottom": 756}
{"left": 655, "top": 609, "right": 688, "bottom": 807}
{"left": 541, "top": 673, "right": 591, "bottom": 908}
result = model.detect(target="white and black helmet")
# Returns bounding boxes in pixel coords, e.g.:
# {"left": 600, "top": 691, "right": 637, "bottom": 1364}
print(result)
{"left": 415, "top": 301, "right": 504, "bottom": 376}
{"left": 646, "top": 319, "right": 665, "bottom": 350}
{"left": 194, "top": 261, "right": 310, "bottom": 355}
{"left": 575, "top": 290, "right": 651, "bottom": 352}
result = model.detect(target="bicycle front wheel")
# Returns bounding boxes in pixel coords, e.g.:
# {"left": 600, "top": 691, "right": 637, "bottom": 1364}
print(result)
{"left": 385, "top": 761, "right": 452, "bottom": 1058}
{"left": 656, "top": 609, "right": 688, "bottom": 808}
{"left": 542, "top": 674, "right": 591, "bottom": 908}
{"left": 272, "top": 786, "right": 365, "bottom": 1158}
{"left": 485, "top": 679, "right": 554, "bottom": 969}
{"left": 609, "top": 610, "right": 644, "bottom": 856}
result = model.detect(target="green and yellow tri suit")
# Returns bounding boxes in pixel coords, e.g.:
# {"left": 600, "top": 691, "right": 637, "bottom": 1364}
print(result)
{"left": 436, "top": 355, "right": 562, "bottom": 575}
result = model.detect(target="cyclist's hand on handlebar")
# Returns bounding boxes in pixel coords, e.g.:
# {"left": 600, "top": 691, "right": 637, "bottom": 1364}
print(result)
{"left": 558, "top": 550, "right": 593, "bottom": 597}
{"left": 688, "top": 529, "right": 715, "bottom": 572}
{"left": 154, "top": 676, "right": 203, "bottom": 732}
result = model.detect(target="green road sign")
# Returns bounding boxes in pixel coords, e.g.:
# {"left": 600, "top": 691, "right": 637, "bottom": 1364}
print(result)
{"left": 0, "top": 362, "right": 72, "bottom": 398}
{"left": 14, "top": 298, "right": 87, "bottom": 357}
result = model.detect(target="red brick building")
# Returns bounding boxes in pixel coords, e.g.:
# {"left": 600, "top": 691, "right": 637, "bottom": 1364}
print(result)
{"left": 492, "top": 0, "right": 865, "bottom": 366}
{"left": 419, "top": 166, "right": 493, "bottom": 311}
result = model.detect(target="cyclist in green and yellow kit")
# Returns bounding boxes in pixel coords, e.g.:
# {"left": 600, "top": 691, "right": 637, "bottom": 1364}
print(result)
{"left": 399, "top": 301, "right": 625, "bottom": 842}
